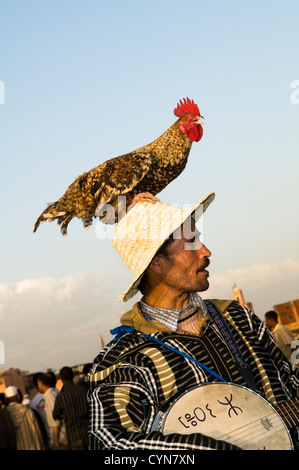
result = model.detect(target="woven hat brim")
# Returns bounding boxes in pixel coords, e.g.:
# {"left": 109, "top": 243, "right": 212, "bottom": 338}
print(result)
{"left": 118, "top": 192, "right": 215, "bottom": 302}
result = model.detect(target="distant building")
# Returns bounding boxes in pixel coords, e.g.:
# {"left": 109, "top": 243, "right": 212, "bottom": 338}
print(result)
{"left": 273, "top": 299, "right": 299, "bottom": 336}
{"left": 0, "top": 368, "right": 26, "bottom": 395}
{"left": 232, "top": 283, "right": 254, "bottom": 312}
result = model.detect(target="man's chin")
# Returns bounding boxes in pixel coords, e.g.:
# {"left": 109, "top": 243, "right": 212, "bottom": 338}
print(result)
{"left": 201, "top": 281, "right": 209, "bottom": 292}
{"left": 190, "top": 280, "right": 209, "bottom": 293}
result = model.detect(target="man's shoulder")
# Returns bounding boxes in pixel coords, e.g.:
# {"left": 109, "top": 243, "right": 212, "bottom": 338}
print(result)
{"left": 276, "top": 323, "right": 289, "bottom": 330}
{"left": 204, "top": 299, "right": 235, "bottom": 313}
{"left": 206, "top": 299, "right": 256, "bottom": 321}
{"left": 45, "top": 387, "right": 59, "bottom": 400}
{"left": 96, "top": 330, "right": 145, "bottom": 362}
{"left": 276, "top": 323, "right": 294, "bottom": 336}
{"left": 62, "top": 382, "right": 87, "bottom": 397}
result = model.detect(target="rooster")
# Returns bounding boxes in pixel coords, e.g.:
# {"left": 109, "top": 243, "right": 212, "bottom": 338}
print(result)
{"left": 33, "top": 97, "right": 204, "bottom": 236}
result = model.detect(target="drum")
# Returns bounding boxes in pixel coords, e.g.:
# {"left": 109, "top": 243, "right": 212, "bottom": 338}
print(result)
{"left": 152, "top": 383, "right": 294, "bottom": 450}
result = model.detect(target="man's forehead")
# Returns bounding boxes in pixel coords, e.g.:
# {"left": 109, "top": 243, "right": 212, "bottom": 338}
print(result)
{"left": 172, "top": 216, "right": 198, "bottom": 240}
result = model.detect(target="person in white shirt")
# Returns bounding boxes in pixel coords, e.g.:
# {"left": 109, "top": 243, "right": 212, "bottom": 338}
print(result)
{"left": 37, "top": 373, "right": 66, "bottom": 449}
{"left": 265, "top": 310, "right": 295, "bottom": 360}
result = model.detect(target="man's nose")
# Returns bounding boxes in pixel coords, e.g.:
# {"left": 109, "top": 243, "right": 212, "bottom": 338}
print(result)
{"left": 200, "top": 244, "right": 211, "bottom": 258}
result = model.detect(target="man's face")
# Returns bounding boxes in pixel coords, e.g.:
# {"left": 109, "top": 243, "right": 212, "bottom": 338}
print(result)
{"left": 37, "top": 379, "right": 45, "bottom": 393}
{"left": 265, "top": 317, "right": 275, "bottom": 330}
{"left": 155, "top": 217, "right": 211, "bottom": 294}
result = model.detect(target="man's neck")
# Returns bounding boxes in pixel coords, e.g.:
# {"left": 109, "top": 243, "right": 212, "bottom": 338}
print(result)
{"left": 144, "top": 287, "right": 189, "bottom": 310}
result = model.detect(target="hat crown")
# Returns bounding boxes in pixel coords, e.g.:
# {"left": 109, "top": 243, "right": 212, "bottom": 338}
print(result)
{"left": 113, "top": 201, "right": 191, "bottom": 275}
{"left": 5, "top": 385, "right": 18, "bottom": 398}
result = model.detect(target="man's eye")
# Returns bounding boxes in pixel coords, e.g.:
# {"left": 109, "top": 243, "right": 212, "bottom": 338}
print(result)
{"left": 185, "top": 238, "right": 203, "bottom": 251}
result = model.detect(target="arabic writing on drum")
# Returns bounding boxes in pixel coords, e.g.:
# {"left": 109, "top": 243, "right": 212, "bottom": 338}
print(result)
{"left": 177, "top": 392, "right": 244, "bottom": 429}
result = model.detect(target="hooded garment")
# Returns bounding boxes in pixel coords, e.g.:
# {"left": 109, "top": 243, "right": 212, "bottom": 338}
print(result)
{"left": 6, "top": 402, "right": 45, "bottom": 450}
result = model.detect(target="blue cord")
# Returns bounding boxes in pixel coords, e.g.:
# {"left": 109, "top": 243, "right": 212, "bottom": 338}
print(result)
{"left": 141, "top": 332, "right": 227, "bottom": 383}
{"left": 110, "top": 324, "right": 227, "bottom": 382}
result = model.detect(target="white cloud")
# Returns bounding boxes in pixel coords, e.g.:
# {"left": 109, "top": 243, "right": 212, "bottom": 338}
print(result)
{"left": 0, "top": 270, "right": 136, "bottom": 372}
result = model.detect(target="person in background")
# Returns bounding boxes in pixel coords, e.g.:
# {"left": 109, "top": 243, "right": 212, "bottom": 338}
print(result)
{"left": 0, "top": 392, "right": 17, "bottom": 449}
{"left": 4, "top": 385, "right": 44, "bottom": 450}
{"left": 30, "top": 372, "right": 45, "bottom": 415}
{"left": 76, "top": 363, "right": 93, "bottom": 389}
{"left": 53, "top": 366, "right": 89, "bottom": 450}
{"left": 265, "top": 310, "right": 295, "bottom": 361}
{"left": 22, "top": 394, "right": 30, "bottom": 407}
{"left": 37, "top": 373, "right": 66, "bottom": 449}
{"left": 28, "top": 372, "right": 48, "bottom": 448}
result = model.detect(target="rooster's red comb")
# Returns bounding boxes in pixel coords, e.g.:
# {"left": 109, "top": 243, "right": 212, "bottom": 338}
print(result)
{"left": 174, "top": 97, "right": 199, "bottom": 117}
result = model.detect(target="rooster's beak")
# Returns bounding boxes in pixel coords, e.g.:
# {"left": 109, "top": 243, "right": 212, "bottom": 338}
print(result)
{"left": 192, "top": 116, "right": 204, "bottom": 125}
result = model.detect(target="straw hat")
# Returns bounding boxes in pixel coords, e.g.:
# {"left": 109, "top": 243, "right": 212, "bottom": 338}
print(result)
{"left": 112, "top": 192, "right": 215, "bottom": 302}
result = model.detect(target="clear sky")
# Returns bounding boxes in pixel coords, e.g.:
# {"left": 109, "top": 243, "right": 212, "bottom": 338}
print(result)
{"left": 0, "top": 0, "right": 299, "bottom": 372}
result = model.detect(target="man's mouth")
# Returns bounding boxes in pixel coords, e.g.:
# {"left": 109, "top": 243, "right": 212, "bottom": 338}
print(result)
{"left": 197, "top": 261, "right": 210, "bottom": 274}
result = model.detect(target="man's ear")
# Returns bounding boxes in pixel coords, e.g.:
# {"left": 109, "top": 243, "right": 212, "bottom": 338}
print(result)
{"left": 148, "top": 256, "right": 163, "bottom": 274}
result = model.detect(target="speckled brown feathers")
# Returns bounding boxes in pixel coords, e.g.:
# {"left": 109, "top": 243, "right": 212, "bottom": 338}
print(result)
{"left": 34, "top": 99, "right": 203, "bottom": 236}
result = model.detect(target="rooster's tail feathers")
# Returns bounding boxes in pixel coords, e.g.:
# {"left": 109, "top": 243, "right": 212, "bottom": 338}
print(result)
{"left": 33, "top": 202, "right": 73, "bottom": 237}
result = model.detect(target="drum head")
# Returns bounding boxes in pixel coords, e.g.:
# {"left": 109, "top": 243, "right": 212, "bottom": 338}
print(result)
{"left": 158, "top": 383, "right": 293, "bottom": 450}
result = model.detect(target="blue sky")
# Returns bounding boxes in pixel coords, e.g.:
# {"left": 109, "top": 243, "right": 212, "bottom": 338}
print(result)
{"left": 0, "top": 1, "right": 299, "bottom": 372}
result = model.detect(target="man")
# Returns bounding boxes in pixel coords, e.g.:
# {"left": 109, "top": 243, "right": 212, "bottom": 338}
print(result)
{"left": 30, "top": 372, "right": 46, "bottom": 415}
{"left": 29, "top": 372, "right": 48, "bottom": 444}
{"left": 4, "top": 386, "right": 44, "bottom": 450}
{"left": 38, "top": 373, "right": 66, "bottom": 449}
{"left": 88, "top": 193, "right": 299, "bottom": 450}
{"left": 265, "top": 310, "right": 295, "bottom": 361}
{"left": 53, "top": 366, "right": 89, "bottom": 450}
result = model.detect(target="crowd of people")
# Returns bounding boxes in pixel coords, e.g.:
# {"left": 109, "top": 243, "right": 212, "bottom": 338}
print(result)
{"left": 0, "top": 363, "right": 92, "bottom": 450}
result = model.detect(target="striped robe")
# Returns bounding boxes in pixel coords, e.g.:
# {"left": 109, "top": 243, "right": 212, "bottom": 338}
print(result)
{"left": 6, "top": 402, "right": 45, "bottom": 450}
{"left": 53, "top": 381, "right": 89, "bottom": 447}
{"left": 88, "top": 300, "right": 299, "bottom": 450}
